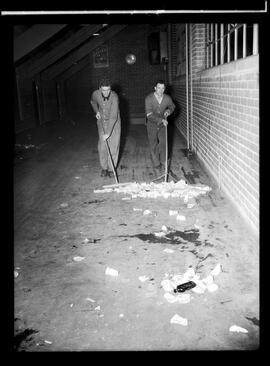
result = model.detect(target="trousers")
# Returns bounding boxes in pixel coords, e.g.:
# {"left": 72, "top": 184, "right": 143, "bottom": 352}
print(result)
{"left": 146, "top": 121, "right": 166, "bottom": 167}
{"left": 96, "top": 120, "right": 121, "bottom": 170}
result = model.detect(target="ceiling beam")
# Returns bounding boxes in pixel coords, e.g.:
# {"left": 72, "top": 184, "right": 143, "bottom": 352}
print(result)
{"left": 14, "top": 24, "right": 67, "bottom": 62}
{"left": 17, "top": 24, "right": 104, "bottom": 79}
{"left": 42, "top": 24, "right": 128, "bottom": 81}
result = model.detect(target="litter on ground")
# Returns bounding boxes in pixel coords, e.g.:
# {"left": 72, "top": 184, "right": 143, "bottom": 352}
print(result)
{"left": 163, "top": 248, "right": 174, "bottom": 254}
{"left": 210, "top": 263, "right": 222, "bottom": 276}
{"left": 164, "top": 292, "right": 191, "bottom": 304}
{"left": 176, "top": 214, "right": 186, "bottom": 221}
{"left": 161, "top": 225, "right": 168, "bottom": 232}
{"left": 138, "top": 275, "right": 149, "bottom": 282}
{"left": 154, "top": 231, "right": 166, "bottom": 237}
{"left": 94, "top": 180, "right": 211, "bottom": 201}
{"left": 60, "top": 203, "right": 69, "bottom": 208}
{"left": 207, "top": 283, "right": 219, "bottom": 292}
{"left": 14, "top": 270, "right": 19, "bottom": 278}
{"left": 143, "top": 209, "right": 151, "bottom": 215}
{"left": 170, "top": 314, "right": 188, "bottom": 326}
{"left": 86, "top": 297, "right": 96, "bottom": 303}
{"left": 229, "top": 325, "right": 248, "bottom": 333}
{"left": 73, "top": 256, "right": 85, "bottom": 262}
{"left": 169, "top": 210, "right": 178, "bottom": 216}
{"left": 105, "top": 267, "right": 119, "bottom": 276}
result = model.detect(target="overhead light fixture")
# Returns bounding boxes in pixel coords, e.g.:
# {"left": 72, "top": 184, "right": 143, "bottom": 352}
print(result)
{"left": 125, "top": 53, "right": 136, "bottom": 65}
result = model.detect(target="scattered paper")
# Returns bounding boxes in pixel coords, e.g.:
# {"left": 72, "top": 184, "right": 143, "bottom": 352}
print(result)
{"left": 138, "top": 275, "right": 149, "bottom": 282}
{"left": 207, "top": 283, "right": 219, "bottom": 292}
{"left": 60, "top": 203, "right": 68, "bottom": 208}
{"left": 164, "top": 292, "right": 191, "bottom": 304}
{"left": 170, "top": 314, "right": 188, "bottom": 326}
{"left": 143, "top": 209, "right": 152, "bottom": 215}
{"left": 161, "top": 225, "right": 168, "bottom": 232}
{"left": 163, "top": 248, "right": 174, "bottom": 254}
{"left": 119, "top": 314, "right": 124, "bottom": 318}
{"left": 169, "top": 210, "right": 178, "bottom": 216}
{"left": 191, "top": 285, "right": 205, "bottom": 294}
{"left": 75, "top": 176, "right": 81, "bottom": 179}
{"left": 154, "top": 231, "right": 166, "bottom": 237}
{"left": 202, "top": 275, "right": 214, "bottom": 286}
{"left": 176, "top": 214, "right": 186, "bottom": 221}
{"left": 133, "top": 207, "right": 143, "bottom": 211}
{"left": 161, "top": 279, "right": 175, "bottom": 292}
{"left": 44, "top": 340, "right": 52, "bottom": 344}
{"left": 210, "top": 263, "right": 222, "bottom": 276}
{"left": 105, "top": 267, "right": 119, "bottom": 276}
{"left": 83, "top": 238, "right": 89, "bottom": 244}
{"left": 73, "top": 256, "right": 85, "bottom": 262}
{"left": 86, "top": 297, "right": 95, "bottom": 303}
{"left": 14, "top": 270, "right": 19, "bottom": 278}
{"left": 94, "top": 306, "right": 101, "bottom": 311}
{"left": 229, "top": 325, "right": 248, "bottom": 333}
{"left": 187, "top": 203, "right": 195, "bottom": 208}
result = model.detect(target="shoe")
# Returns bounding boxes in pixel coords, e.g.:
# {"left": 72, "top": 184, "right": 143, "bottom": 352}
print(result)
{"left": 101, "top": 169, "right": 107, "bottom": 177}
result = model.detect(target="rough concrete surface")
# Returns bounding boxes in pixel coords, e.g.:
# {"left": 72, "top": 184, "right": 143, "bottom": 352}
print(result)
{"left": 14, "top": 117, "right": 259, "bottom": 351}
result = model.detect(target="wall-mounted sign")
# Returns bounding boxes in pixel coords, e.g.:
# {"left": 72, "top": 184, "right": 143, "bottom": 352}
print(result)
{"left": 93, "top": 45, "right": 109, "bottom": 68}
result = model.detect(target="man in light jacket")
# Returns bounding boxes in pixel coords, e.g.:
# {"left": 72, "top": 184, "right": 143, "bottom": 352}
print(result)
{"left": 145, "top": 80, "right": 175, "bottom": 173}
{"left": 90, "top": 79, "right": 121, "bottom": 177}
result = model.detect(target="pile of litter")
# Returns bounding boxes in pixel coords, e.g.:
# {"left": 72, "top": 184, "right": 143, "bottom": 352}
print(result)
{"left": 94, "top": 180, "right": 211, "bottom": 200}
{"left": 161, "top": 264, "right": 221, "bottom": 304}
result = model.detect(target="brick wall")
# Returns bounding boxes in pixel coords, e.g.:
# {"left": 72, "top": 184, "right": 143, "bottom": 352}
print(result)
{"left": 171, "top": 23, "right": 259, "bottom": 235}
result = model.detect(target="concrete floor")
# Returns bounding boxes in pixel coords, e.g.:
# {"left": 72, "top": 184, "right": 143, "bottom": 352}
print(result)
{"left": 14, "top": 115, "right": 259, "bottom": 351}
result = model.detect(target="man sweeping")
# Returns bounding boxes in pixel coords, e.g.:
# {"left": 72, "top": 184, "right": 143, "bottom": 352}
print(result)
{"left": 145, "top": 80, "right": 175, "bottom": 174}
{"left": 90, "top": 79, "right": 121, "bottom": 178}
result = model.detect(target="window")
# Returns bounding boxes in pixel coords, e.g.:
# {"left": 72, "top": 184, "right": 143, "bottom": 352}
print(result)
{"left": 205, "top": 23, "right": 258, "bottom": 69}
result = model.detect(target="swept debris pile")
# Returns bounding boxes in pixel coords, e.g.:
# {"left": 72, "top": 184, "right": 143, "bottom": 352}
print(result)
{"left": 94, "top": 180, "right": 211, "bottom": 200}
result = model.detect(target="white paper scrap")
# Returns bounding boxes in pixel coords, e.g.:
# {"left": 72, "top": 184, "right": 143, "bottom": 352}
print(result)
{"left": 176, "top": 214, "right": 186, "bottom": 221}
{"left": 202, "top": 275, "right": 214, "bottom": 286}
{"left": 229, "top": 325, "right": 248, "bottom": 333}
{"left": 143, "top": 209, "right": 152, "bottom": 215}
{"left": 169, "top": 210, "right": 178, "bottom": 216}
{"left": 154, "top": 231, "right": 166, "bottom": 237}
{"left": 161, "top": 225, "right": 168, "bottom": 232}
{"left": 86, "top": 297, "right": 96, "bottom": 303}
{"left": 207, "top": 283, "right": 219, "bottom": 292}
{"left": 73, "top": 256, "right": 85, "bottom": 262}
{"left": 105, "top": 267, "right": 119, "bottom": 276}
{"left": 170, "top": 314, "right": 188, "bottom": 326}
{"left": 164, "top": 292, "right": 179, "bottom": 303}
{"left": 138, "top": 275, "right": 149, "bottom": 282}
{"left": 161, "top": 279, "right": 175, "bottom": 292}
{"left": 163, "top": 248, "right": 174, "bottom": 254}
{"left": 210, "top": 263, "right": 222, "bottom": 276}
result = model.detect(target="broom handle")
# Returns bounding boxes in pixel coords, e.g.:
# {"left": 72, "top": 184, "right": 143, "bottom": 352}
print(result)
{"left": 164, "top": 121, "right": 168, "bottom": 183}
